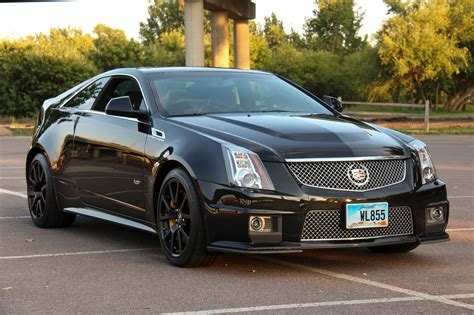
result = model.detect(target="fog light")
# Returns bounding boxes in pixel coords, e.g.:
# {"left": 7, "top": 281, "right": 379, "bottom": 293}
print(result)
{"left": 249, "top": 216, "right": 273, "bottom": 232}
{"left": 430, "top": 207, "right": 444, "bottom": 221}
{"left": 250, "top": 217, "right": 263, "bottom": 230}
{"left": 426, "top": 206, "right": 445, "bottom": 224}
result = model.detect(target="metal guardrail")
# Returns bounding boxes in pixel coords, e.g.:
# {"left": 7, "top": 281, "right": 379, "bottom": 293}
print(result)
{"left": 340, "top": 99, "right": 430, "bottom": 131}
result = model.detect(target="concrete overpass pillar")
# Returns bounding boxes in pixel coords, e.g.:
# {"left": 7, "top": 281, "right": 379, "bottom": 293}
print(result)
{"left": 184, "top": 0, "right": 204, "bottom": 66}
{"left": 234, "top": 19, "right": 250, "bottom": 69}
{"left": 211, "top": 11, "right": 229, "bottom": 68}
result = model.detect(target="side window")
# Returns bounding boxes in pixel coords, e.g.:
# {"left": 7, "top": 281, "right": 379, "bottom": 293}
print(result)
{"left": 92, "top": 77, "right": 145, "bottom": 112}
{"left": 113, "top": 79, "right": 145, "bottom": 111}
{"left": 63, "top": 78, "right": 110, "bottom": 110}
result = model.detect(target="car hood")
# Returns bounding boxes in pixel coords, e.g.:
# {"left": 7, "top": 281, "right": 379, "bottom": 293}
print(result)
{"left": 168, "top": 113, "right": 409, "bottom": 162}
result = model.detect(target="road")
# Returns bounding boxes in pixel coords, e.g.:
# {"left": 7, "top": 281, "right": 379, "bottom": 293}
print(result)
{"left": 1, "top": 135, "right": 473, "bottom": 314}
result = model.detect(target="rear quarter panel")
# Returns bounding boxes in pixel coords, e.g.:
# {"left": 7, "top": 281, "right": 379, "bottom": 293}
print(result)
{"left": 29, "top": 106, "right": 80, "bottom": 209}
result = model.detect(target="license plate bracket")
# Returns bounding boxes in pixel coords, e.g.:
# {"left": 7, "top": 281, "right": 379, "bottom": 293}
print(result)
{"left": 346, "top": 202, "right": 389, "bottom": 229}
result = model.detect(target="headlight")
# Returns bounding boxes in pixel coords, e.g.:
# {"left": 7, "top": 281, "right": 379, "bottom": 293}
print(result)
{"left": 409, "top": 140, "right": 437, "bottom": 184}
{"left": 222, "top": 144, "right": 275, "bottom": 190}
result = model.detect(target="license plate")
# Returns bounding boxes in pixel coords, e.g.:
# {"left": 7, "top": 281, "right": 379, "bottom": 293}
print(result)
{"left": 346, "top": 202, "right": 389, "bottom": 229}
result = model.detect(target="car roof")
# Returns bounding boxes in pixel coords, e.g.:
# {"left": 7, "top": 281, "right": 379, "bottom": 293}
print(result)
{"left": 103, "top": 67, "right": 273, "bottom": 76}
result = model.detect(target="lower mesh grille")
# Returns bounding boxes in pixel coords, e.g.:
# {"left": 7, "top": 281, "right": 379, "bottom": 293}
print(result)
{"left": 301, "top": 206, "right": 414, "bottom": 241}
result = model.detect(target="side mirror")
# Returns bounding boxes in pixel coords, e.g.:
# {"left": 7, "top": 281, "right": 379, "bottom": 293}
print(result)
{"left": 105, "top": 96, "right": 148, "bottom": 121}
{"left": 323, "top": 95, "right": 343, "bottom": 112}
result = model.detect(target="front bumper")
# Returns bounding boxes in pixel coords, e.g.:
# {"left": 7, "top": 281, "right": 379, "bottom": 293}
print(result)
{"left": 198, "top": 177, "right": 450, "bottom": 254}
{"left": 208, "top": 233, "right": 450, "bottom": 254}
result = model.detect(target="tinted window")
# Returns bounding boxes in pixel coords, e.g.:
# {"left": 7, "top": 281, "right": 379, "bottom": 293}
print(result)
{"left": 147, "top": 72, "right": 332, "bottom": 116}
{"left": 92, "top": 77, "right": 145, "bottom": 112}
{"left": 113, "top": 80, "right": 145, "bottom": 111}
{"left": 64, "top": 78, "right": 110, "bottom": 110}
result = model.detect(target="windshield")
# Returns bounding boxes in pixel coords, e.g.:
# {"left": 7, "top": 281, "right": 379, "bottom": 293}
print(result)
{"left": 147, "top": 72, "right": 333, "bottom": 116}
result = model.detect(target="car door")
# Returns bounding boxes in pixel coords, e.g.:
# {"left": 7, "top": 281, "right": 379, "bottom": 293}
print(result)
{"left": 54, "top": 77, "right": 111, "bottom": 209}
{"left": 72, "top": 75, "right": 149, "bottom": 220}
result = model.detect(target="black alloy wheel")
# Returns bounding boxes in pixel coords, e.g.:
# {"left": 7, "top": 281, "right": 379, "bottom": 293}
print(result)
{"left": 157, "top": 168, "right": 216, "bottom": 267}
{"left": 159, "top": 178, "right": 192, "bottom": 257}
{"left": 28, "top": 160, "right": 47, "bottom": 219}
{"left": 27, "top": 153, "right": 76, "bottom": 228}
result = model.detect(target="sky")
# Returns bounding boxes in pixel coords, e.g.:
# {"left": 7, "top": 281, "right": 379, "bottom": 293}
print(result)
{"left": 0, "top": 0, "right": 389, "bottom": 40}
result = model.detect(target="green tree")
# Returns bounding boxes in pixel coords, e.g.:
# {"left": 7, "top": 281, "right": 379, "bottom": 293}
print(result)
{"left": 443, "top": 0, "right": 474, "bottom": 111}
{"left": 90, "top": 24, "right": 144, "bottom": 71}
{"left": 261, "top": 43, "right": 306, "bottom": 84}
{"left": 374, "top": 0, "right": 470, "bottom": 107}
{"left": 261, "top": 44, "right": 364, "bottom": 100}
{"left": 249, "top": 22, "right": 271, "bottom": 69}
{"left": 263, "top": 13, "right": 287, "bottom": 49}
{"left": 305, "top": 0, "right": 366, "bottom": 54}
{"left": 143, "top": 29, "right": 186, "bottom": 66}
{"left": 139, "top": 0, "right": 215, "bottom": 66}
{"left": 139, "top": 0, "right": 184, "bottom": 45}
{"left": 341, "top": 46, "right": 380, "bottom": 100}
{"left": 42, "top": 28, "right": 96, "bottom": 56}
{"left": 0, "top": 29, "right": 97, "bottom": 118}
{"left": 288, "top": 28, "right": 306, "bottom": 49}
{"left": 301, "top": 50, "right": 348, "bottom": 98}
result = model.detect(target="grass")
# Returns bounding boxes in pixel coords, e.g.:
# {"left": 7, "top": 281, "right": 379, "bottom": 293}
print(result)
{"left": 395, "top": 127, "right": 474, "bottom": 135}
{"left": 382, "top": 120, "right": 474, "bottom": 134}
{"left": 345, "top": 104, "right": 474, "bottom": 116}
{"left": 0, "top": 116, "right": 36, "bottom": 125}
{"left": 11, "top": 128, "right": 34, "bottom": 137}
{"left": 0, "top": 116, "right": 36, "bottom": 136}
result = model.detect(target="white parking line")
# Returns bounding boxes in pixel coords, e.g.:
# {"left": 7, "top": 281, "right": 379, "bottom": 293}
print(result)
{"left": 163, "top": 293, "right": 474, "bottom": 314}
{"left": 0, "top": 216, "right": 30, "bottom": 220}
{"left": 0, "top": 248, "right": 158, "bottom": 260}
{"left": 0, "top": 188, "right": 27, "bottom": 198}
{"left": 0, "top": 182, "right": 472, "bottom": 311}
{"left": 449, "top": 196, "right": 474, "bottom": 199}
{"left": 0, "top": 167, "right": 24, "bottom": 169}
{"left": 0, "top": 177, "right": 23, "bottom": 180}
{"left": 258, "top": 257, "right": 474, "bottom": 311}
{"left": 447, "top": 227, "right": 474, "bottom": 232}
{"left": 0, "top": 190, "right": 27, "bottom": 194}
{"left": 442, "top": 293, "right": 474, "bottom": 299}
{"left": 164, "top": 297, "right": 421, "bottom": 314}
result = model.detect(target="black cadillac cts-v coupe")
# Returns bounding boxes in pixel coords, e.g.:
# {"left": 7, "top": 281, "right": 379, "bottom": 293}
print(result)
{"left": 26, "top": 67, "right": 449, "bottom": 267}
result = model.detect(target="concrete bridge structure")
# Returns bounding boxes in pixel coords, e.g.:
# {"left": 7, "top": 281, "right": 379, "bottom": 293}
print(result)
{"left": 182, "top": 0, "right": 256, "bottom": 69}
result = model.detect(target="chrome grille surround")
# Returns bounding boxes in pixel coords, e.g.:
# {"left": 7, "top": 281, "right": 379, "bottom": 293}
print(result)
{"left": 301, "top": 206, "right": 414, "bottom": 241}
{"left": 286, "top": 157, "right": 407, "bottom": 192}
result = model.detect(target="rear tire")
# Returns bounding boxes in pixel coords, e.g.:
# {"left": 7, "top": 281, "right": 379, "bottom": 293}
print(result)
{"left": 368, "top": 242, "right": 419, "bottom": 253}
{"left": 156, "top": 168, "right": 216, "bottom": 267}
{"left": 27, "top": 153, "right": 76, "bottom": 228}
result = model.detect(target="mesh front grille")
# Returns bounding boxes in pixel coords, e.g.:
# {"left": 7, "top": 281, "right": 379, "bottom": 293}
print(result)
{"left": 287, "top": 159, "right": 406, "bottom": 191}
{"left": 301, "top": 206, "right": 413, "bottom": 241}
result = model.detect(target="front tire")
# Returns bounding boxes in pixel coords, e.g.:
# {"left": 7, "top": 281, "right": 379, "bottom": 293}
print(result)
{"left": 368, "top": 242, "right": 419, "bottom": 253}
{"left": 27, "top": 153, "right": 76, "bottom": 228}
{"left": 156, "top": 168, "right": 216, "bottom": 267}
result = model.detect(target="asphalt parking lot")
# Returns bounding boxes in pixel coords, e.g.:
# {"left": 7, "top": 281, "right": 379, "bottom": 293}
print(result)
{"left": 1, "top": 135, "right": 473, "bottom": 314}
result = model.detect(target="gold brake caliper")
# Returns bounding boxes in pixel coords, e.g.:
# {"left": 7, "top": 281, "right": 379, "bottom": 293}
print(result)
{"left": 169, "top": 200, "right": 177, "bottom": 228}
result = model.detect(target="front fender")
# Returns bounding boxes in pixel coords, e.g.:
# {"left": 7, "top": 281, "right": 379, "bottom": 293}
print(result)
{"left": 145, "top": 118, "right": 229, "bottom": 185}
{"left": 143, "top": 118, "right": 231, "bottom": 224}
